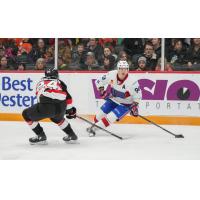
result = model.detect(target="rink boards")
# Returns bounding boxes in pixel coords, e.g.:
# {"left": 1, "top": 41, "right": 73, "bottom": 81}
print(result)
{"left": 0, "top": 71, "right": 200, "bottom": 125}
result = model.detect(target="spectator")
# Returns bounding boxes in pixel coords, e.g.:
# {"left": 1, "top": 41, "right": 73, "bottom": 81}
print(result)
{"left": 118, "top": 50, "right": 128, "bottom": 61}
{"left": 122, "top": 38, "right": 144, "bottom": 56}
{"left": 0, "top": 57, "right": 10, "bottom": 70}
{"left": 30, "top": 38, "right": 47, "bottom": 62}
{"left": 0, "top": 47, "right": 6, "bottom": 59}
{"left": 71, "top": 43, "right": 86, "bottom": 66}
{"left": 80, "top": 52, "right": 101, "bottom": 70}
{"left": 58, "top": 56, "right": 67, "bottom": 70}
{"left": 98, "top": 38, "right": 117, "bottom": 48}
{"left": 136, "top": 42, "right": 158, "bottom": 71}
{"left": 17, "top": 63, "right": 26, "bottom": 71}
{"left": 136, "top": 56, "right": 148, "bottom": 71}
{"left": 155, "top": 58, "right": 173, "bottom": 71}
{"left": 44, "top": 46, "right": 54, "bottom": 64}
{"left": 103, "top": 55, "right": 115, "bottom": 70}
{"left": 35, "top": 58, "right": 46, "bottom": 70}
{"left": 151, "top": 38, "right": 161, "bottom": 58}
{"left": 167, "top": 39, "right": 187, "bottom": 66}
{"left": 86, "top": 38, "right": 103, "bottom": 65}
{"left": 17, "top": 38, "right": 32, "bottom": 55}
{"left": 16, "top": 50, "right": 30, "bottom": 65}
{"left": 58, "top": 39, "right": 72, "bottom": 66}
{"left": 101, "top": 47, "right": 116, "bottom": 65}
{"left": 186, "top": 38, "right": 200, "bottom": 67}
{"left": 118, "top": 50, "right": 132, "bottom": 69}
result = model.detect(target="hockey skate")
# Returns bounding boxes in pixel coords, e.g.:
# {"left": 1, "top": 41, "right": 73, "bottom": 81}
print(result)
{"left": 63, "top": 134, "right": 78, "bottom": 143}
{"left": 63, "top": 124, "right": 78, "bottom": 143}
{"left": 29, "top": 134, "right": 47, "bottom": 145}
{"left": 86, "top": 126, "right": 96, "bottom": 137}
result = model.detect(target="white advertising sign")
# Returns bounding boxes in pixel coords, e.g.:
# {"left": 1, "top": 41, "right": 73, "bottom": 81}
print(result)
{"left": 0, "top": 72, "right": 200, "bottom": 117}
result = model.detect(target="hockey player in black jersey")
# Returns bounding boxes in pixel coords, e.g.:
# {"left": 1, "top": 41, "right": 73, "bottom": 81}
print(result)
{"left": 22, "top": 67, "right": 78, "bottom": 145}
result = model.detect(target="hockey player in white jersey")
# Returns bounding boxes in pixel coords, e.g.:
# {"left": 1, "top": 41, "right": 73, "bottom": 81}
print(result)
{"left": 87, "top": 60, "right": 142, "bottom": 137}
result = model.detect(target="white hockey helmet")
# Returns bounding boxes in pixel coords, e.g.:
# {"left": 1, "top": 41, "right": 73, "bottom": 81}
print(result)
{"left": 117, "top": 60, "right": 129, "bottom": 70}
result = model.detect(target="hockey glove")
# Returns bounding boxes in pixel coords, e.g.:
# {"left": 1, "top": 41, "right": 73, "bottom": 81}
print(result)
{"left": 130, "top": 102, "right": 139, "bottom": 117}
{"left": 66, "top": 107, "right": 77, "bottom": 119}
{"left": 99, "top": 87, "right": 107, "bottom": 97}
{"left": 99, "top": 87, "right": 111, "bottom": 99}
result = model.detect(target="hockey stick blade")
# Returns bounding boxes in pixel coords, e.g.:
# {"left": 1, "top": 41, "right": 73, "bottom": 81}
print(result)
{"left": 175, "top": 134, "right": 184, "bottom": 138}
{"left": 76, "top": 115, "right": 123, "bottom": 140}
{"left": 139, "top": 115, "right": 184, "bottom": 139}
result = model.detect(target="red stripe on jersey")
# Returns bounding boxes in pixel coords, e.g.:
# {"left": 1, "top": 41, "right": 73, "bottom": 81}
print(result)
{"left": 46, "top": 89, "right": 66, "bottom": 95}
{"left": 101, "top": 117, "right": 110, "bottom": 127}
{"left": 66, "top": 99, "right": 72, "bottom": 104}
{"left": 117, "top": 73, "right": 128, "bottom": 85}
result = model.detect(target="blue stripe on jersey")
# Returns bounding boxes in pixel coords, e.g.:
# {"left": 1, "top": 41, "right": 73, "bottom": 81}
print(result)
{"left": 111, "top": 88, "right": 126, "bottom": 98}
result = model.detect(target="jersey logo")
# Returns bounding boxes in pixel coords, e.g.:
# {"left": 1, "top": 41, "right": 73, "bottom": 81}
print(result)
{"left": 122, "top": 85, "right": 126, "bottom": 89}
{"left": 102, "top": 75, "right": 106, "bottom": 80}
{"left": 135, "top": 87, "right": 140, "bottom": 93}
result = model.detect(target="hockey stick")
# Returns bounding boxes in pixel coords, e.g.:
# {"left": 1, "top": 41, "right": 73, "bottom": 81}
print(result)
{"left": 76, "top": 115, "right": 123, "bottom": 140}
{"left": 138, "top": 115, "right": 184, "bottom": 138}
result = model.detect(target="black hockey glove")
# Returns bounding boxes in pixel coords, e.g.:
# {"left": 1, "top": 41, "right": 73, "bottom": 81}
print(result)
{"left": 66, "top": 107, "right": 77, "bottom": 119}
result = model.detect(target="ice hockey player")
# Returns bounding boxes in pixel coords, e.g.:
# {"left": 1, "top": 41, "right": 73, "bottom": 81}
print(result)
{"left": 87, "top": 60, "right": 142, "bottom": 137}
{"left": 22, "top": 67, "right": 78, "bottom": 144}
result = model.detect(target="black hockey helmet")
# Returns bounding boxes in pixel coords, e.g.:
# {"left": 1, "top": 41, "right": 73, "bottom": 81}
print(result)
{"left": 45, "top": 67, "right": 59, "bottom": 79}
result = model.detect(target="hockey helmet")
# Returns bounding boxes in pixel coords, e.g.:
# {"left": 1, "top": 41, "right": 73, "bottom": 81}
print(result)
{"left": 117, "top": 60, "right": 129, "bottom": 70}
{"left": 45, "top": 67, "right": 59, "bottom": 79}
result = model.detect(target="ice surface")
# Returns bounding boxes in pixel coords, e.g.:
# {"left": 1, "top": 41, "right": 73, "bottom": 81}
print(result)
{"left": 0, "top": 119, "right": 200, "bottom": 160}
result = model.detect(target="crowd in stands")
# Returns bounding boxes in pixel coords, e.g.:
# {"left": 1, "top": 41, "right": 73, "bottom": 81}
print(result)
{"left": 1, "top": 38, "right": 200, "bottom": 71}
{"left": 0, "top": 38, "right": 54, "bottom": 70}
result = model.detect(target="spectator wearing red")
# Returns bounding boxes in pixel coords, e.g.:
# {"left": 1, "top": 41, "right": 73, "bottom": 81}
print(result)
{"left": 98, "top": 38, "right": 117, "bottom": 48}
{"left": 17, "top": 38, "right": 32, "bottom": 55}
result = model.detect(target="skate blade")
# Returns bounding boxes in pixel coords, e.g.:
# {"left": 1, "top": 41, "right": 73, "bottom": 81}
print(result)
{"left": 64, "top": 140, "right": 79, "bottom": 144}
{"left": 89, "top": 134, "right": 95, "bottom": 137}
{"left": 30, "top": 141, "right": 48, "bottom": 145}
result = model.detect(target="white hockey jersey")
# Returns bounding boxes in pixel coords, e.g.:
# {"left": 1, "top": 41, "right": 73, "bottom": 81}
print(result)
{"left": 95, "top": 70, "right": 141, "bottom": 105}
{"left": 36, "top": 78, "right": 67, "bottom": 102}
